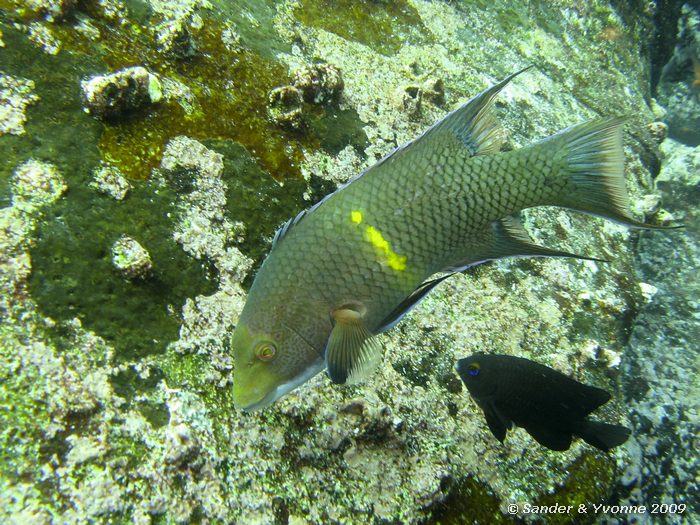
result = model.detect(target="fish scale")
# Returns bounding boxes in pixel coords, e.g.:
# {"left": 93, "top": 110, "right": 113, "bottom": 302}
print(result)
{"left": 231, "top": 68, "right": 665, "bottom": 410}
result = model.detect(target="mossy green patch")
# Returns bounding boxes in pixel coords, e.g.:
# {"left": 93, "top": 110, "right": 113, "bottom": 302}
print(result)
{"left": 0, "top": 338, "right": 50, "bottom": 485}
{"left": 1, "top": 25, "right": 204, "bottom": 364}
{"left": 294, "top": 0, "right": 432, "bottom": 56}
{"left": 534, "top": 453, "right": 617, "bottom": 524}
{"left": 28, "top": 179, "right": 217, "bottom": 361}
{"left": 308, "top": 106, "right": 368, "bottom": 155}
{"left": 428, "top": 475, "right": 506, "bottom": 524}
{"left": 0, "top": 22, "right": 103, "bottom": 207}
{"left": 1, "top": 1, "right": 310, "bottom": 181}
{"left": 210, "top": 0, "right": 290, "bottom": 60}
{"left": 158, "top": 350, "right": 237, "bottom": 444}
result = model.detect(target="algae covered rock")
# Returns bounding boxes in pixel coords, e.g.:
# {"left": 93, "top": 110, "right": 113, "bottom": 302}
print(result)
{"left": 618, "top": 137, "right": 700, "bottom": 518}
{"left": 656, "top": 3, "right": 700, "bottom": 145}
{"left": 24, "top": 0, "right": 77, "bottom": 20}
{"left": 90, "top": 165, "right": 131, "bottom": 200}
{"left": 111, "top": 235, "right": 153, "bottom": 280}
{"left": 268, "top": 84, "right": 305, "bottom": 130}
{"left": 82, "top": 66, "right": 163, "bottom": 119}
{"left": 292, "top": 62, "right": 344, "bottom": 105}
{"left": 0, "top": 73, "right": 39, "bottom": 136}
{"left": 11, "top": 159, "right": 67, "bottom": 209}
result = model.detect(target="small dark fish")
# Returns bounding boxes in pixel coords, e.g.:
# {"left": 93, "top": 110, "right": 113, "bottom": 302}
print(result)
{"left": 456, "top": 354, "right": 630, "bottom": 451}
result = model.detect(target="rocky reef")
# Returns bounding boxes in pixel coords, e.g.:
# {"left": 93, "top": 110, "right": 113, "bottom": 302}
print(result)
{"left": 0, "top": 0, "right": 697, "bottom": 524}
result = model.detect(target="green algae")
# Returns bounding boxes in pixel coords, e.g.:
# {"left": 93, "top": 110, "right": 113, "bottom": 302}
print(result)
{"left": 429, "top": 476, "right": 506, "bottom": 525}
{"left": 308, "top": 106, "right": 368, "bottom": 155}
{"left": 90, "top": 14, "right": 303, "bottom": 180}
{"left": 1, "top": 0, "right": 309, "bottom": 181}
{"left": 534, "top": 453, "right": 617, "bottom": 525}
{"left": 210, "top": 0, "right": 290, "bottom": 59}
{"left": 295, "top": 0, "right": 432, "bottom": 56}
{"left": 0, "top": 22, "right": 103, "bottom": 207}
{"left": 28, "top": 179, "right": 217, "bottom": 361}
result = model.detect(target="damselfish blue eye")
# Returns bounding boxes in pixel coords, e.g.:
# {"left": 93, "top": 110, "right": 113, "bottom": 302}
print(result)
{"left": 467, "top": 363, "right": 480, "bottom": 376}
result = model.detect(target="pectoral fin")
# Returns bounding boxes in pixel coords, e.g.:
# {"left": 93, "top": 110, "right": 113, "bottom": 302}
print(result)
{"left": 325, "top": 307, "right": 382, "bottom": 385}
{"left": 478, "top": 399, "right": 512, "bottom": 444}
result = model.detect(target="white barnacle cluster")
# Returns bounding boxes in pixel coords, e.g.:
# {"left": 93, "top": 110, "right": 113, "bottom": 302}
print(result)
{"left": 111, "top": 235, "right": 153, "bottom": 280}
{"left": 82, "top": 66, "right": 163, "bottom": 119}
{"left": 0, "top": 73, "right": 39, "bottom": 136}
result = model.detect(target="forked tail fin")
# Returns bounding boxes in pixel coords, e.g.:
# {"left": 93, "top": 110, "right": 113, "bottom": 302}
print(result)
{"left": 552, "top": 117, "right": 675, "bottom": 229}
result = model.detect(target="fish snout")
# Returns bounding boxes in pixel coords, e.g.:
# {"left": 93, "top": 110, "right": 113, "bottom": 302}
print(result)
{"left": 232, "top": 367, "right": 280, "bottom": 411}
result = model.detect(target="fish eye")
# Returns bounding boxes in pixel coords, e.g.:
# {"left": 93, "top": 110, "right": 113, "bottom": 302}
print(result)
{"left": 255, "top": 342, "right": 276, "bottom": 362}
{"left": 467, "top": 363, "right": 480, "bottom": 376}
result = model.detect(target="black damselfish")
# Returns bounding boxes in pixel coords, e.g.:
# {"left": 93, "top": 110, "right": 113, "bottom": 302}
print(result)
{"left": 456, "top": 354, "right": 630, "bottom": 451}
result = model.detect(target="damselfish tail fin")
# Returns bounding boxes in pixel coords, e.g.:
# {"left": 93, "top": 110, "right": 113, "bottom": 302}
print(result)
{"left": 552, "top": 117, "right": 673, "bottom": 229}
{"left": 574, "top": 419, "right": 631, "bottom": 452}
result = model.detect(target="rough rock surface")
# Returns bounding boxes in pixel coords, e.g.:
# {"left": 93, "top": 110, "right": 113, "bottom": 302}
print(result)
{"left": 112, "top": 235, "right": 153, "bottom": 280}
{"left": 0, "top": 73, "right": 39, "bottom": 136}
{"left": 656, "top": 3, "right": 700, "bottom": 146}
{"left": 618, "top": 139, "right": 700, "bottom": 522}
{"left": 90, "top": 165, "right": 131, "bottom": 200}
{"left": 82, "top": 66, "right": 163, "bottom": 119}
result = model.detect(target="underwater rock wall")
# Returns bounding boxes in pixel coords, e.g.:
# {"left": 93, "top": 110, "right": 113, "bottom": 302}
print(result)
{"left": 619, "top": 138, "right": 699, "bottom": 522}
{"left": 0, "top": 0, "right": 697, "bottom": 523}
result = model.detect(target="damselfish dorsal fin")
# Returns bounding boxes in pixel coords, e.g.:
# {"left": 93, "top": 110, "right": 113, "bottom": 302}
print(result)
{"left": 325, "top": 306, "right": 382, "bottom": 385}
{"left": 443, "top": 216, "right": 607, "bottom": 273}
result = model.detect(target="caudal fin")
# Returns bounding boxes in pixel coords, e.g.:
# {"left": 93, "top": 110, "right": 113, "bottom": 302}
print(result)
{"left": 553, "top": 117, "right": 672, "bottom": 229}
{"left": 575, "top": 419, "right": 631, "bottom": 452}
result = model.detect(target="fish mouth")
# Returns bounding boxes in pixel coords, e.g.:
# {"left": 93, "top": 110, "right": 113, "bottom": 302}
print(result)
{"left": 238, "top": 388, "right": 280, "bottom": 412}
{"left": 234, "top": 359, "right": 325, "bottom": 412}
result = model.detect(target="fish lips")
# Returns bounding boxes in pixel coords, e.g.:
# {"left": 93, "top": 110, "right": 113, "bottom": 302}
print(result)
{"left": 236, "top": 388, "right": 280, "bottom": 412}
{"left": 233, "top": 359, "right": 325, "bottom": 412}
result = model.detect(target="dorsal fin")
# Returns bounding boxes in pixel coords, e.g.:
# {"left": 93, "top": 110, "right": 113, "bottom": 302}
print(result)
{"left": 424, "top": 65, "right": 533, "bottom": 155}
{"left": 271, "top": 67, "right": 534, "bottom": 248}
{"left": 271, "top": 208, "right": 308, "bottom": 247}
{"left": 369, "top": 66, "right": 533, "bottom": 174}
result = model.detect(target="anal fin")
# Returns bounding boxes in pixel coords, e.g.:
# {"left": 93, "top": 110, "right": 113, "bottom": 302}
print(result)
{"left": 525, "top": 424, "right": 573, "bottom": 451}
{"left": 325, "top": 306, "right": 382, "bottom": 385}
{"left": 444, "top": 216, "right": 606, "bottom": 272}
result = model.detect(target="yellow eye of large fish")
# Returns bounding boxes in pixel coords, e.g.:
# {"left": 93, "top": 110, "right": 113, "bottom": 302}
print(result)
{"left": 255, "top": 343, "right": 276, "bottom": 361}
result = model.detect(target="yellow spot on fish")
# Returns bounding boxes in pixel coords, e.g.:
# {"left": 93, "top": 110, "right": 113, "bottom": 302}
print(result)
{"left": 351, "top": 210, "right": 363, "bottom": 224}
{"left": 364, "top": 225, "right": 407, "bottom": 271}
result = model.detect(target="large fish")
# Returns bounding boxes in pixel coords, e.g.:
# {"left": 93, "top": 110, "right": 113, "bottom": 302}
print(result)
{"left": 232, "top": 67, "right": 663, "bottom": 411}
{"left": 456, "top": 354, "right": 631, "bottom": 451}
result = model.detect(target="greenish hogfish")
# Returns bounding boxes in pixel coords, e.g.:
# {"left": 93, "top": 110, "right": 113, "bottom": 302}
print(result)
{"left": 232, "top": 67, "right": 659, "bottom": 411}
